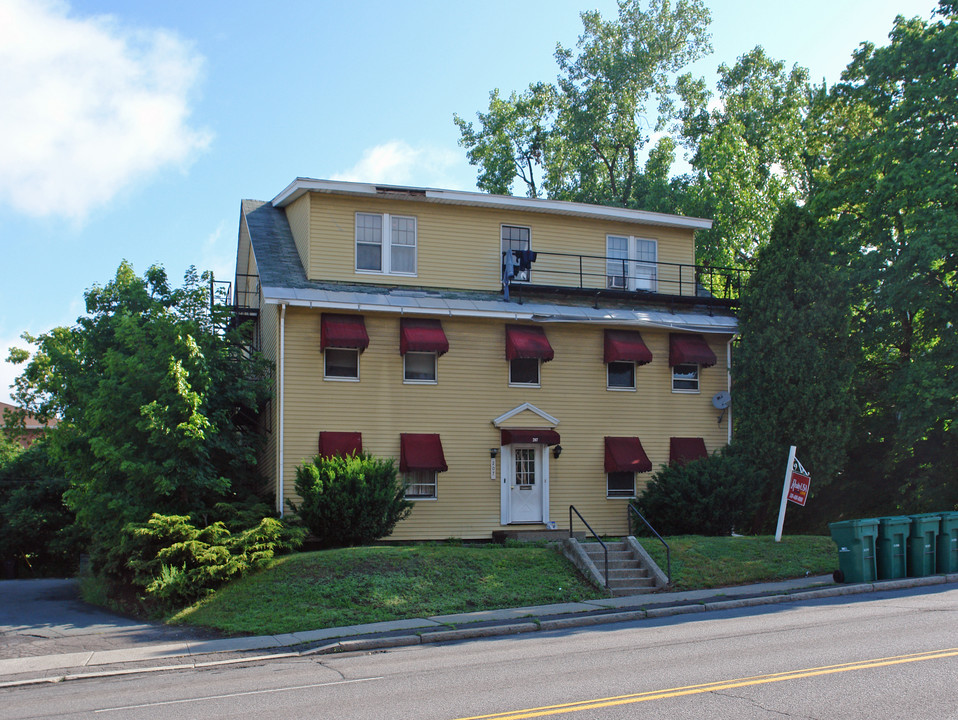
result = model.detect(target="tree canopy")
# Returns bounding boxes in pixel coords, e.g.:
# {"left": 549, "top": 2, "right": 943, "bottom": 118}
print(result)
{"left": 9, "top": 262, "right": 272, "bottom": 570}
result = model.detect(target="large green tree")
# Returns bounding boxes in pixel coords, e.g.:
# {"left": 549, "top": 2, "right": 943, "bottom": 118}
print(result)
{"left": 810, "top": 1, "right": 958, "bottom": 513}
{"left": 8, "top": 262, "right": 272, "bottom": 571}
{"left": 679, "top": 47, "right": 815, "bottom": 268}
{"left": 732, "top": 204, "right": 857, "bottom": 530}
{"left": 455, "top": 0, "right": 712, "bottom": 207}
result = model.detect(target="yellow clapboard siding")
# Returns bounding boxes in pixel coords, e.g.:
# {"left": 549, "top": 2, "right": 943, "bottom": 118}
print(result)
{"left": 286, "top": 194, "right": 311, "bottom": 277}
{"left": 276, "top": 307, "right": 731, "bottom": 539}
{"left": 304, "top": 193, "right": 698, "bottom": 295}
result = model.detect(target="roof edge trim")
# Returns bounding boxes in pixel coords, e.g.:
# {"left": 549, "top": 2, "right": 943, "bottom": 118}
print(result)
{"left": 271, "top": 178, "right": 712, "bottom": 230}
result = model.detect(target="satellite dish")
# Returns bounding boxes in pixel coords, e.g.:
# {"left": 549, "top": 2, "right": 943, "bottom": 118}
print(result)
{"left": 712, "top": 391, "right": 731, "bottom": 410}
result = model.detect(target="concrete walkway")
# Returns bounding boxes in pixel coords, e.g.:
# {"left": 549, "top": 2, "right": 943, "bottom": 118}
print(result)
{"left": 2, "top": 573, "right": 956, "bottom": 688}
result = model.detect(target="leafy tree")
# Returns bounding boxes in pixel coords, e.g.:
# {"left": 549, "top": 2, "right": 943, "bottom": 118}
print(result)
{"left": 732, "top": 204, "right": 857, "bottom": 530}
{"left": 679, "top": 47, "right": 814, "bottom": 267}
{"left": 809, "top": 1, "right": 958, "bottom": 512}
{"left": 0, "top": 442, "right": 81, "bottom": 575}
{"left": 289, "top": 453, "right": 412, "bottom": 548}
{"left": 8, "top": 262, "right": 272, "bottom": 574}
{"left": 456, "top": 0, "right": 712, "bottom": 206}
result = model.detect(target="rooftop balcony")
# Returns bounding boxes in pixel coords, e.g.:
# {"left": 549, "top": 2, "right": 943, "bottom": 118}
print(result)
{"left": 502, "top": 250, "right": 748, "bottom": 309}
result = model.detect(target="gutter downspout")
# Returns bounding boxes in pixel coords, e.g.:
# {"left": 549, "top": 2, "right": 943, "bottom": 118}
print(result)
{"left": 278, "top": 303, "right": 286, "bottom": 517}
{"left": 727, "top": 335, "right": 736, "bottom": 446}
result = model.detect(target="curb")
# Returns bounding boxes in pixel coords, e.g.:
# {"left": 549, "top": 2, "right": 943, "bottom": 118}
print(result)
{"left": 2, "top": 575, "right": 955, "bottom": 688}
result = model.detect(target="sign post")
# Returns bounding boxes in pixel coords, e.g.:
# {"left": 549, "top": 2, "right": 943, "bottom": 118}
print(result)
{"left": 774, "top": 447, "right": 812, "bottom": 542}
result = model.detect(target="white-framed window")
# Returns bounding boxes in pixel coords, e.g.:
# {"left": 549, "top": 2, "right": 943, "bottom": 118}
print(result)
{"left": 607, "top": 361, "right": 636, "bottom": 390}
{"left": 356, "top": 212, "right": 417, "bottom": 275}
{"left": 325, "top": 348, "right": 359, "bottom": 381}
{"left": 403, "top": 352, "right": 437, "bottom": 384}
{"left": 509, "top": 358, "right": 540, "bottom": 387}
{"left": 607, "top": 471, "right": 636, "bottom": 499}
{"left": 606, "top": 235, "right": 657, "bottom": 291}
{"left": 404, "top": 470, "right": 437, "bottom": 499}
{"left": 502, "top": 225, "right": 532, "bottom": 282}
{"left": 672, "top": 363, "right": 699, "bottom": 392}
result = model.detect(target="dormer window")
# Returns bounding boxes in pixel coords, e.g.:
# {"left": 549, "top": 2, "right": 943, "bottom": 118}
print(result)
{"left": 356, "top": 212, "right": 417, "bottom": 275}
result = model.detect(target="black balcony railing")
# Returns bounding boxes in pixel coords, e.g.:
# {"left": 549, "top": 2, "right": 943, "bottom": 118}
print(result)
{"left": 503, "top": 250, "right": 748, "bottom": 307}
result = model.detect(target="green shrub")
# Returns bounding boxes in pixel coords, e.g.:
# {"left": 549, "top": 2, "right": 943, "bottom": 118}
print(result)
{"left": 635, "top": 448, "right": 762, "bottom": 536}
{"left": 288, "top": 454, "right": 412, "bottom": 547}
{"left": 0, "top": 443, "right": 82, "bottom": 576}
{"left": 119, "top": 513, "right": 304, "bottom": 609}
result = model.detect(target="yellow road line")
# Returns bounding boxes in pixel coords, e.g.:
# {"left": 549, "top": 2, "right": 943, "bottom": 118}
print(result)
{"left": 452, "top": 648, "right": 958, "bottom": 720}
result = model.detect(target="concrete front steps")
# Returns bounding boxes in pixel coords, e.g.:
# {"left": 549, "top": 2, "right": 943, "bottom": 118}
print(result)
{"left": 561, "top": 537, "right": 669, "bottom": 597}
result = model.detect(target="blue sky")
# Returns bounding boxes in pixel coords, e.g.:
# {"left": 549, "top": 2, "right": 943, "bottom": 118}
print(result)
{"left": 0, "top": 0, "right": 941, "bottom": 403}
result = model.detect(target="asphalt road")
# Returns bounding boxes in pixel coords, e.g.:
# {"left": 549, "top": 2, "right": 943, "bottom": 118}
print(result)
{"left": 3, "top": 584, "right": 957, "bottom": 719}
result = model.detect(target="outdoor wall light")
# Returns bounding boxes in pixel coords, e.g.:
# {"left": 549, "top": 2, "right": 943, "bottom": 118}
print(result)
{"left": 552, "top": 445, "right": 562, "bottom": 459}
{"left": 490, "top": 448, "right": 499, "bottom": 458}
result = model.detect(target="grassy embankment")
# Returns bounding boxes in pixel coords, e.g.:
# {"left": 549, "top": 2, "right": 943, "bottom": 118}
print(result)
{"left": 170, "top": 535, "right": 836, "bottom": 636}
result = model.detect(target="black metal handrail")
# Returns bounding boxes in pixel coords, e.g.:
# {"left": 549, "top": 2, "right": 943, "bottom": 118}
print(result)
{"left": 570, "top": 505, "right": 609, "bottom": 590}
{"left": 502, "top": 250, "right": 748, "bottom": 304}
{"left": 628, "top": 504, "right": 671, "bottom": 585}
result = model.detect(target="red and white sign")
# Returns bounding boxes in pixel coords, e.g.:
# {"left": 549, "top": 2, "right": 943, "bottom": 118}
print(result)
{"left": 787, "top": 457, "right": 811, "bottom": 507}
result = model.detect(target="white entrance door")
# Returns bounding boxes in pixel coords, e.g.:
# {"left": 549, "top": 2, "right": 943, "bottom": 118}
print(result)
{"left": 509, "top": 445, "right": 543, "bottom": 523}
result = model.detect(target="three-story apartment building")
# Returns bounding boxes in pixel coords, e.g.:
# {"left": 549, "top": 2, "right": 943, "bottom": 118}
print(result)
{"left": 234, "top": 178, "right": 743, "bottom": 539}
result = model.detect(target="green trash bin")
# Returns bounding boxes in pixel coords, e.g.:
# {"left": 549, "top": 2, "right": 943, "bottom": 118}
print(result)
{"left": 876, "top": 516, "right": 911, "bottom": 580}
{"left": 936, "top": 511, "right": 958, "bottom": 574}
{"left": 907, "top": 513, "right": 940, "bottom": 577}
{"left": 829, "top": 518, "right": 879, "bottom": 583}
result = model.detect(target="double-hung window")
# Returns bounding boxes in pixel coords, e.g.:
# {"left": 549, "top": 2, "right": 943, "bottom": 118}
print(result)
{"left": 356, "top": 212, "right": 417, "bottom": 275}
{"left": 404, "top": 470, "right": 438, "bottom": 499}
{"left": 404, "top": 352, "right": 437, "bottom": 383}
{"left": 671, "top": 364, "right": 699, "bottom": 392}
{"left": 502, "top": 225, "right": 532, "bottom": 282}
{"left": 607, "top": 471, "right": 636, "bottom": 499}
{"left": 606, "top": 235, "right": 657, "bottom": 291}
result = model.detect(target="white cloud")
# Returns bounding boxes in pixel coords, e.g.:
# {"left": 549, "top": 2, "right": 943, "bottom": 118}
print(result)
{"left": 332, "top": 141, "right": 469, "bottom": 190}
{"left": 0, "top": 333, "right": 32, "bottom": 406}
{"left": 0, "top": 0, "right": 211, "bottom": 220}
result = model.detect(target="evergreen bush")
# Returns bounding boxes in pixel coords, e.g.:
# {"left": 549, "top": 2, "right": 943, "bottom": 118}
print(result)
{"left": 634, "top": 448, "right": 761, "bottom": 536}
{"left": 288, "top": 454, "right": 412, "bottom": 547}
{"left": 118, "top": 513, "right": 304, "bottom": 609}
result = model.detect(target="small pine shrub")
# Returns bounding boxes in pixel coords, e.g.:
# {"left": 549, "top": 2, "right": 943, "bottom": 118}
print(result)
{"left": 635, "top": 448, "right": 761, "bottom": 536}
{"left": 288, "top": 453, "right": 412, "bottom": 547}
{"left": 120, "top": 513, "right": 305, "bottom": 608}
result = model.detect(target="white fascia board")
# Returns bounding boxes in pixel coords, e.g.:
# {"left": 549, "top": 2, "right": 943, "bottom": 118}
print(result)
{"left": 270, "top": 178, "right": 712, "bottom": 231}
{"left": 260, "top": 293, "right": 736, "bottom": 333}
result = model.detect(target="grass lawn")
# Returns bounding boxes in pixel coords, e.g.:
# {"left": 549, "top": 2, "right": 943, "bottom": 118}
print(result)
{"left": 171, "top": 542, "right": 604, "bottom": 635}
{"left": 638, "top": 535, "right": 837, "bottom": 591}
{"left": 170, "top": 535, "right": 837, "bottom": 636}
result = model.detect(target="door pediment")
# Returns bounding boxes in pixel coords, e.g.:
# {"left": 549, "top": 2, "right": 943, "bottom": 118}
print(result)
{"left": 492, "top": 402, "right": 559, "bottom": 429}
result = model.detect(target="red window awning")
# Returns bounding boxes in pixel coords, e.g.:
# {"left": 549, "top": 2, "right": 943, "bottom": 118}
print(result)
{"left": 670, "top": 437, "right": 708, "bottom": 465}
{"left": 604, "top": 329, "right": 653, "bottom": 365}
{"left": 400, "top": 433, "right": 448, "bottom": 472}
{"left": 500, "top": 429, "right": 561, "bottom": 446}
{"left": 505, "top": 325, "right": 554, "bottom": 362}
{"left": 400, "top": 318, "right": 449, "bottom": 356}
{"left": 669, "top": 333, "right": 717, "bottom": 367}
{"left": 321, "top": 314, "right": 369, "bottom": 351}
{"left": 604, "top": 436, "right": 652, "bottom": 473}
{"left": 318, "top": 431, "right": 362, "bottom": 459}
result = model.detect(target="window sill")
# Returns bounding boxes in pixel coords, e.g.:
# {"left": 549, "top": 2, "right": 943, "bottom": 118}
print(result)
{"left": 406, "top": 496, "right": 438, "bottom": 502}
{"left": 403, "top": 379, "right": 438, "bottom": 385}
{"left": 355, "top": 269, "right": 418, "bottom": 278}
{"left": 324, "top": 376, "right": 360, "bottom": 382}
{"left": 671, "top": 388, "right": 700, "bottom": 394}
{"left": 607, "top": 495, "right": 637, "bottom": 500}
{"left": 606, "top": 386, "right": 637, "bottom": 392}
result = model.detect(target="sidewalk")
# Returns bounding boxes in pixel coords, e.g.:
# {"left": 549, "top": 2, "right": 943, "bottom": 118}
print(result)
{"left": 3, "top": 573, "right": 956, "bottom": 688}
